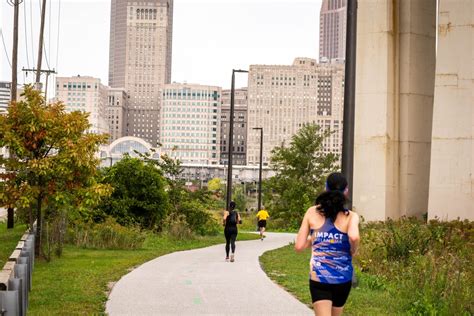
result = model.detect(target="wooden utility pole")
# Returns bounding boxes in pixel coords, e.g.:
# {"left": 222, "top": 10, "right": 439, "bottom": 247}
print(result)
{"left": 36, "top": 0, "right": 47, "bottom": 85}
{"left": 7, "top": 0, "right": 24, "bottom": 229}
{"left": 23, "top": 68, "right": 56, "bottom": 96}
{"left": 10, "top": 0, "right": 22, "bottom": 102}
{"left": 22, "top": 68, "right": 55, "bottom": 256}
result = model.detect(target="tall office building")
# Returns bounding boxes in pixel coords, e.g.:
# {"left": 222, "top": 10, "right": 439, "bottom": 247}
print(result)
{"left": 0, "top": 82, "right": 11, "bottom": 114}
{"left": 319, "top": 0, "right": 347, "bottom": 61}
{"left": 108, "top": 0, "right": 174, "bottom": 146}
{"left": 107, "top": 88, "right": 129, "bottom": 142}
{"left": 56, "top": 76, "right": 109, "bottom": 135}
{"left": 220, "top": 88, "right": 248, "bottom": 165}
{"left": 247, "top": 58, "right": 345, "bottom": 166}
{"left": 160, "top": 83, "right": 221, "bottom": 165}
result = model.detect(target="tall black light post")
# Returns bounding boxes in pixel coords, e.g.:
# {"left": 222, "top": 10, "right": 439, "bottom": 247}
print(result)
{"left": 226, "top": 69, "right": 248, "bottom": 211}
{"left": 341, "top": 0, "right": 357, "bottom": 208}
{"left": 252, "top": 127, "right": 263, "bottom": 212}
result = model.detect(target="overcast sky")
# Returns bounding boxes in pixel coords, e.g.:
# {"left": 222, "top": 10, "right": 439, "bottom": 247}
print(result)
{"left": 1, "top": 0, "right": 322, "bottom": 96}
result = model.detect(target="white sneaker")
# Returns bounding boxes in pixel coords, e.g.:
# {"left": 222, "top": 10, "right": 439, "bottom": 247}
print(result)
{"left": 230, "top": 254, "right": 235, "bottom": 262}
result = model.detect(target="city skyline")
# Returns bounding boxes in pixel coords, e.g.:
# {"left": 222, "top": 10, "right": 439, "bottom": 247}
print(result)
{"left": 1, "top": 0, "right": 322, "bottom": 94}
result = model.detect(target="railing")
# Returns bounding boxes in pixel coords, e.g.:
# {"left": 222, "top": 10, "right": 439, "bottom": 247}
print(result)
{"left": 0, "top": 225, "right": 36, "bottom": 316}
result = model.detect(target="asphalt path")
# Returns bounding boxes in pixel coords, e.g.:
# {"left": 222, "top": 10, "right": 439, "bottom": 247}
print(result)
{"left": 106, "top": 232, "right": 312, "bottom": 316}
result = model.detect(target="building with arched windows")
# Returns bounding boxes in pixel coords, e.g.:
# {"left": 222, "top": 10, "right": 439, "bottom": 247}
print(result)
{"left": 98, "top": 136, "right": 274, "bottom": 184}
{"left": 99, "top": 136, "right": 161, "bottom": 167}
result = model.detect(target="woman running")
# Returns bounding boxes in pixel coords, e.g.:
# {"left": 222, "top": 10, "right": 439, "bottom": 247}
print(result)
{"left": 223, "top": 201, "right": 241, "bottom": 262}
{"left": 295, "top": 173, "right": 360, "bottom": 316}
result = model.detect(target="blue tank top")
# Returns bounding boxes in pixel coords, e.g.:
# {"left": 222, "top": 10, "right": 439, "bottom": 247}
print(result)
{"left": 309, "top": 217, "right": 353, "bottom": 284}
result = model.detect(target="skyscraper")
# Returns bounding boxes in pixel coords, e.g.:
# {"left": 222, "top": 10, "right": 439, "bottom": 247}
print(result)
{"left": 55, "top": 76, "right": 109, "bottom": 135}
{"left": 107, "top": 88, "right": 129, "bottom": 142}
{"left": 108, "top": 0, "right": 173, "bottom": 146}
{"left": 220, "top": 88, "right": 248, "bottom": 166}
{"left": 160, "top": 83, "right": 221, "bottom": 165}
{"left": 319, "top": 0, "right": 347, "bottom": 61}
{"left": 247, "top": 58, "right": 345, "bottom": 166}
{"left": 0, "top": 82, "right": 11, "bottom": 114}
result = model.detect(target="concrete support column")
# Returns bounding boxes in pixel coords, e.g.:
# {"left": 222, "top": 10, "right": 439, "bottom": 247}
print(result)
{"left": 428, "top": 0, "right": 474, "bottom": 220}
{"left": 354, "top": 0, "right": 436, "bottom": 221}
{"left": 399, "top": 1, "right": 436, "bottom": 217}
{"left": 354, "top": 0, "right": 400, "bottom": 221}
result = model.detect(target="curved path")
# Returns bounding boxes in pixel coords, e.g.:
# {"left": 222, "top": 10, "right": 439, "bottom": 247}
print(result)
{"left": 106, "top": 232, "right": 312, "bottom": 315}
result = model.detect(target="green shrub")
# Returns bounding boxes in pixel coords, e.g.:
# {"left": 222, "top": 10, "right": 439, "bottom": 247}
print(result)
{"left": 69, "top": 217, "right": 146, "bottom": 250}
{"left": 360, "top": 273, "right": 387, "bottom": 291}
{"left": 161, "top": 213, "right": 193, "bottom": 240}
{"left": 383, "top": 218, "right": 431, "bottom": 262}
{"left": 178, "top": 200, "right": 219, "bottom": 236}
{"left": 354, "top": 218, "right": 474, "bottom": 314}
{"left": 97, "top": 157, "right": 169, "bottom": 230}
{"left": 401, "top": 252, "right": 473, "bottom": 315}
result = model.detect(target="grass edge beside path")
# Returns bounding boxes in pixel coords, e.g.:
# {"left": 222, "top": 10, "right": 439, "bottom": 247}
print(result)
{"left": 0, "top": 222, "right": 28, "bottom": 268}
{"left": 259, "top": 244, "right": 405, "bottom": 316}
{"left": 28, "top": 232, "right": 259, "bottom": 315}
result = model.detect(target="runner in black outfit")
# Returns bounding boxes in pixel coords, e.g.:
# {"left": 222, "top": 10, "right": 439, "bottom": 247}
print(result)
{"left": 223, "top": 201, "right": 241, "bottom": 262}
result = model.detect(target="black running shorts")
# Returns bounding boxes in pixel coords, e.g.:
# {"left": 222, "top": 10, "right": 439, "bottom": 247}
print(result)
{"left": 309, "top": 279, "right": 352, "bottom": 307}
{"left": 258, "top": 220, "right": 267, "bottom": 228}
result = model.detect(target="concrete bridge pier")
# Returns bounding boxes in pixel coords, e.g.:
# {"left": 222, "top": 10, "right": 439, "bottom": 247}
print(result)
{"left": 354, "top": 0, "right": 474, "bottom": 221}
{"left": 353, "top": 0, "right": 437, "bottom": 220}
{"left": 428, "top": 0, "right": 474, "bottom": 220}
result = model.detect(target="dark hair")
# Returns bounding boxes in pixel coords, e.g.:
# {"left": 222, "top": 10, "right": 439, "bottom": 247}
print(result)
{"left": 316, "top": 172, "right": 348, "bottom": 222}
{"left": 316, "top": 191, "right": 346, "bottom": 222}
{"left": 326, "top": 172, "right": 348, "bottom": 192}
{"left": 229, "top": 201, "right": 236, "bottom": 210}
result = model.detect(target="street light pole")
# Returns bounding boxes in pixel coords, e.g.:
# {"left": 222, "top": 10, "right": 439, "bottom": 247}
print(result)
{"left": 226, "top": 69, "right": 248, "bottom": 211}
{"left": 253, "top": 127, "right": 263, "bottom": 212}
{"left": 341, "top": 0, "right": 358, "bottom": 208}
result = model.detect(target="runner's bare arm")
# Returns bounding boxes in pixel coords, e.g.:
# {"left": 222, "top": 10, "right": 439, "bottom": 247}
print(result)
{"left": 347, "top": 211, "right": 360, "bottom": 255}
{"left": 222, "top": 211, "right": 228, "bottom": 226}
{"left": 295, "top": 210, "right": 311, "bottom": 252}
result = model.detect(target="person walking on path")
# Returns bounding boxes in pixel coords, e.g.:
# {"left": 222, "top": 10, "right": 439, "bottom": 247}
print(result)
{"left": 256, "top": 208, "right": 270, "bottom": 241}
{"left": 223, "top": 201, "right": 241, "bottom": 262}
{"left": 295, "top": 172, "right": 360, "bottom": 316}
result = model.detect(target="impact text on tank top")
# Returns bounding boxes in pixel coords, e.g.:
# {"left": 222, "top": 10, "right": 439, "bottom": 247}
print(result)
{"left": 309, "top": 217, "right": 353, "bottom": 284}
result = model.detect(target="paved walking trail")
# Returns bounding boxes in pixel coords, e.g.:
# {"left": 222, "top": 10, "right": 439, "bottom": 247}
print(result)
{"left": 106, "top": 232, "right": 312, "bottom": 315}
{"left": 0, "top": 208, "right": 6, "bottom": 221}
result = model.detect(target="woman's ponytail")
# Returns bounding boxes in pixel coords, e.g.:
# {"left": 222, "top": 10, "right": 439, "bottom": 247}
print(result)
{"left": 315, "top": 190, "right": 346, "bottom": 222}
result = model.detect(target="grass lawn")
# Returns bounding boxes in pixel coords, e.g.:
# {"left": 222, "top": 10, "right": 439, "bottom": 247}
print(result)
{"left": 28, "top": 232, "right": 259, "bottom": 315}
{"left": 260, "top": 244, "right": 406, "bottom": 316}
{"left": 0, "top": 222, "right": 28, "bottom": 268}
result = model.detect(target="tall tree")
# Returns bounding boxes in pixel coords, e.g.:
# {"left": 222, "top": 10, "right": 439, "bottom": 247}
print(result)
{"left": 207, "top": 177, "right": 223, "bottom": 196}
{"left": 0, "top": 86, "right": 111, "bottom": 256}
{"left": 265, "top": 123, "right": 339, "bottom": 228}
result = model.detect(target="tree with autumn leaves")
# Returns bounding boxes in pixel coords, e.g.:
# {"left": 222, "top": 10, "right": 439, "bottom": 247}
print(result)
{"left": 0, "top": 86, "right": 111, "bottom": 257}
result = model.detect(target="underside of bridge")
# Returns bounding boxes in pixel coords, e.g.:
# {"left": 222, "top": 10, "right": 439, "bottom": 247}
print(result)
{"left": 353, "top": 0, "right": 473, "bottom": 221}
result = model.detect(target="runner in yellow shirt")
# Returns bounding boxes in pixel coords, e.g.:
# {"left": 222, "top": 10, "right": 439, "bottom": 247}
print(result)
{"left": 256, "top": 208, "right": 270, "bottom": 241}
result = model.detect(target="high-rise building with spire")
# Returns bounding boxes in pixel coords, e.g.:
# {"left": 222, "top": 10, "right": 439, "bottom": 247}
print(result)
{"left": 319, "top": 0, "right": 347, "bottom": 61}
{"left": 108, "top": 0, "right": 173, "bottom": 146}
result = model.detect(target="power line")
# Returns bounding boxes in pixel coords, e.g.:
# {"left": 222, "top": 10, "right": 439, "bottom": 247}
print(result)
{"left": 55, "top": 0, "right": 61, "bottom": 70}
{"left": 43, "top": 43, "right": 51, "bottom": 69}
{"left": 30, "top": 0, "right": 35, "bottom": 65}
{"left": 23, "top": 0, "right": 30, "bottom": 68}
{"left": 0, "top": 28, "right": 12, "bottom": 68}
{"left": 48, "top": 0, "right": 51, "bottom": 69}
{"left": 52, "top": 0, "right": 61, "bottom": 98}
{"left": 42, "top": 0, "right": 51, "bottom": 70}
